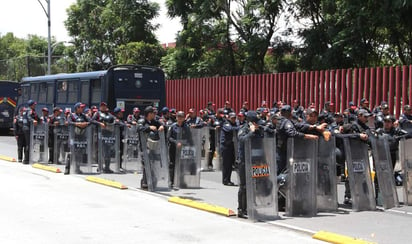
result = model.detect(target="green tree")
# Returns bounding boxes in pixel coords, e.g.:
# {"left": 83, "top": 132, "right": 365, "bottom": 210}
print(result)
{"left": 65, "top": 0, "right": 160, "bottom": 71}
{"left": 379, "top": 0, "right": 412, "bottom": 65}
{"left": 116, "top": 42, "right": 166, "bottom": 67}
{"left": 164, "top": 0, "right": 284, "bottom": 77}
{"left": 0, "top": 33, "right": 27, "bottom": 80}
{"left": 295, "top": 0, "right": 412, "bottom": 69}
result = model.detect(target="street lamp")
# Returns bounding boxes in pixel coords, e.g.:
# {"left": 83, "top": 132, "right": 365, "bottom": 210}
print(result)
{"left": 37, "top": 0, "right": 51, "bottom": 75}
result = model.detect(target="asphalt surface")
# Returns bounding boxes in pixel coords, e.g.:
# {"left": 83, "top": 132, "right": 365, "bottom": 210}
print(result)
{"left": 1, "top": 132, "right": 412, "bottom": 243}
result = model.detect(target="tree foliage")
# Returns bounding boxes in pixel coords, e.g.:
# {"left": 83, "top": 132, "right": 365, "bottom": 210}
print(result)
{"left": 0, "top": 33, "right": 73, "bottom": 80}
{"left": 296, "top": 0, "right": 412, "bottom": 70}
{"left": 116, "top": 42, "right": 166, "bottom": 67}
{"left": 65, "top": 0, "right": 160, "bottom": 71}
{"left": 163, "top": 0, "right": 285, "bottom": 78}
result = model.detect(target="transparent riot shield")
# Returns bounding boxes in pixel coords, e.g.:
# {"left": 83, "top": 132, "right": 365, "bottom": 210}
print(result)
{"left": 175, "top": 127, "right": 202, "bottom": 188}
{"left": 123, "top": 125, "right": 142, "bottom": 173}
{"left": 53, "top": 124, "right": 69, "bottom": 164}
{"left": 343, "top": 138, "right": 376, "bottom": 211}
{"left": 400, "top": 122, "right": 412, "bottom": 135}
{"left": 69, "top": 124, "right": 95, "bottom": 174}
{"left": 317, "top": 136, "right": 338, "bottom": 212}
{"left": 370, "top": 135, "right": 399, "bottom": 209}
{"left": 286, "top": 137, "right": 318, "bottom": 217}
{"left": 400, "top": 138, "right": 412, "bottom": 205}
{"left": 214, "top": 127, "right": 223, "bottom": 171}
{"left": 29, "top": 122, "right": 49, "bottom": 164}
{"left": 367, "top": 116, "right": 375, "bottom": 131}
{"left": 140, "top": 130, "right": 169, "bottom": 192}
{"left": 98, "top": 124, "right": 121, "bottom": 173}
{"left": 200, "top": 126, "right": 211, "bottom": 171}
{"left": 244, "top": 136, "right": 278, "bottom": 221}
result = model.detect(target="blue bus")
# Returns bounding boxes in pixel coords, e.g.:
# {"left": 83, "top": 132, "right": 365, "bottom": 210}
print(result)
{"left": 0, "top": 80, "right": 19, "bottom": 129}
{"left": 19, "top": 65, "right": 166, "bottom": 115}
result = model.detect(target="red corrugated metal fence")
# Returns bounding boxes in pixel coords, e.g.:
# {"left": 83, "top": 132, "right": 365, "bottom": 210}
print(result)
{"left": 166, "top": 65, "right": 412, "bottom": 118}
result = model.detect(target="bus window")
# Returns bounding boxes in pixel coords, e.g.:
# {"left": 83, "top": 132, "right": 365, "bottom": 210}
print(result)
{"left": 80, "top": 80, "right": 89, "bottom": 104}
{"left": 30, "top": 83, "right": 39, "bottom": 101}
{"left": 47, "top": 83, "right": 54, "bottom": 104}
{"left": 68, "top": 81, "right": 79, "bottom": 104}
{"left": 38, "top": 83, "right": 47, "bottom": 103}
{"left": 22, "top": 86, "right": 30, "bottom": 102}
{"left": 57, "top": 80, "right": 67, "bottom": 103}
{"left": 91, "top": 79, "right": 102, "bottom": 104}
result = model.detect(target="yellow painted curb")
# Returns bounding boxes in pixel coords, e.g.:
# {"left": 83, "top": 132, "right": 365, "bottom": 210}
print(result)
{"left": 168, "top": 196, "right": 236, "bottom": 217}
{"left": 32, "top": 163, "right": 61, "bottom": 173}
{"left": 86, "top": 176, "right": 128, "bottom": 190}
{"left": 0, "top": 155, "right": 17, "bottom": 162}
{"left": 313, "top": 231, "right": 376, "bottom": 244}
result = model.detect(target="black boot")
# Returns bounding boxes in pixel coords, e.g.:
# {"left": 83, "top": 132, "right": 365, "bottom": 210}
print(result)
{"left": 49, "top": 149, "right": 54, "bottom": 164}
{"left": 103, "top": 161, "right": 113, "bottom": 173}
{"left": 207, "top": 152, "right": 214, "bottom": 170}
{"left": 141, "top": 168, "right": 148, "bottom": 190}
{"left": 169, "top": 166, "right": 175, "bottom": 188}
{"left": 64, "top": 154, "right": 71, "bottom": 174}
{"left": 237, "top": 208, "right": 248, "bottom": 219}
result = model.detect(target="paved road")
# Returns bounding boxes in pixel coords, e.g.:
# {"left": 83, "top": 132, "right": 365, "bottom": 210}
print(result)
{"left": 1, "top": 133, "right": 412, "bottom": 243}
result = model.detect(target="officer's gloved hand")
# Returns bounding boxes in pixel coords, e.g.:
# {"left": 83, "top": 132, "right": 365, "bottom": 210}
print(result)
{"left": 277, "top": 173, "right": 287, "bottom": 186}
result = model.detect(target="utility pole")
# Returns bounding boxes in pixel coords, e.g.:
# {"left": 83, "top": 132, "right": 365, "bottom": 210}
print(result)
{"left": 37, "top": 0, "right": 51, "bottom": 75}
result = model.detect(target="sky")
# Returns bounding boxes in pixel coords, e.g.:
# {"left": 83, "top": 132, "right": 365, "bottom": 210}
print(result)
{"left": 0, "top": 0, "right": 181, "bottom": 44}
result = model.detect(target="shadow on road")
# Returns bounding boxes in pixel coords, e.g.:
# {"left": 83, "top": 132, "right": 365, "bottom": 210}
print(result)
{"left": 0, "top": 128, "right": 12, "bottom": 136}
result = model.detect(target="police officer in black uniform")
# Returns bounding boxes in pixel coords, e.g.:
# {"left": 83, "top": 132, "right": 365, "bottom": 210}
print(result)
{"left": 220, "top": 112, "right": 239, "bottom": 186}
{"left": 295, "top": 108, "right": 328, "bottom": 136}
{"left": 92, "top": 102, "right": 116, "bottom": 173}
{"left": 399, "top": 105, "right": 412, "bottom": 134}
{"left": 345, "top": 101, "right": 357, "bottom": 123}
{"left": 114, "top": 107, "right": 126, "bottom": 169}
{"left": 320, "top": 101, "right": 335, "bottom": 125}
{"left": 215, "top": 108, "right": 226, "bottom": 126}
{"left": 167, "top": 111, "right": 189, "bottom": 188}
{"left": 372, "top": 101, "right": 388, "bottom": 115}
{"left": 351, "top": 109, "right": 372, "bottom": 135}
{"left": 374, "top": 103, "right": 391, "bottom": 129}
{"left": 205, "top": 102, "right": 216, "bottom": 116}
{"left": 48, "top": 107, "right": 66, "bottom": 164}
{"left": 127, "top": 107, "right": 142, "bottom": 126}
{"left": 138, "top": 106, "right": 164, "bottom": 189}
{"left": 13, "top": 107, "right": 27, "bottom": 163}
{"left": 277, "top": 105, "right": 318, "bottom": 173}
{"left": 159, "top": 107, "right": 173, "bottom": 130}
{"left": 237, "top": 111, "right": 264, "bottom": 218}
{"left": 186, "top": 108, "right": 205, "bottom": 128}
{"left": 239, "top": 101, "right": 249, "bottom": 113}
{"left": 359, "top": 98, "right": 371, "bottom": 113}
{"left": 22, "top": 100, "right": 38, "bottom": 164}
{"left": 276, "top": 105, "right": 318, "bottom": 210}
{"left": 292, "top": 99, "right": 305, "bottom": 122}
{"left": 341, "top": 108, "right": 371, "bottom": 204}
{"left": 237, "top": 112, "right": 246, "bottom": 126}
{"left": 65, "top": 102, "right": 89, "bottom": 174}
{"left": 270, "top": 101, "right": 283, "bottom": 114}
{"left": 206, "top": 115, "right": 217, "bottom": 170}
{"left": 375, "top": 115, "right": 409, "bottom": 186}
{"left": 223, "top": 101, "right": 234, "bottom": 114}
{"left": 263, "top": 113, "right": 278, "bottom": 137}
{"left": 214, "top": 109, "right": 227, "bottom": 166}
